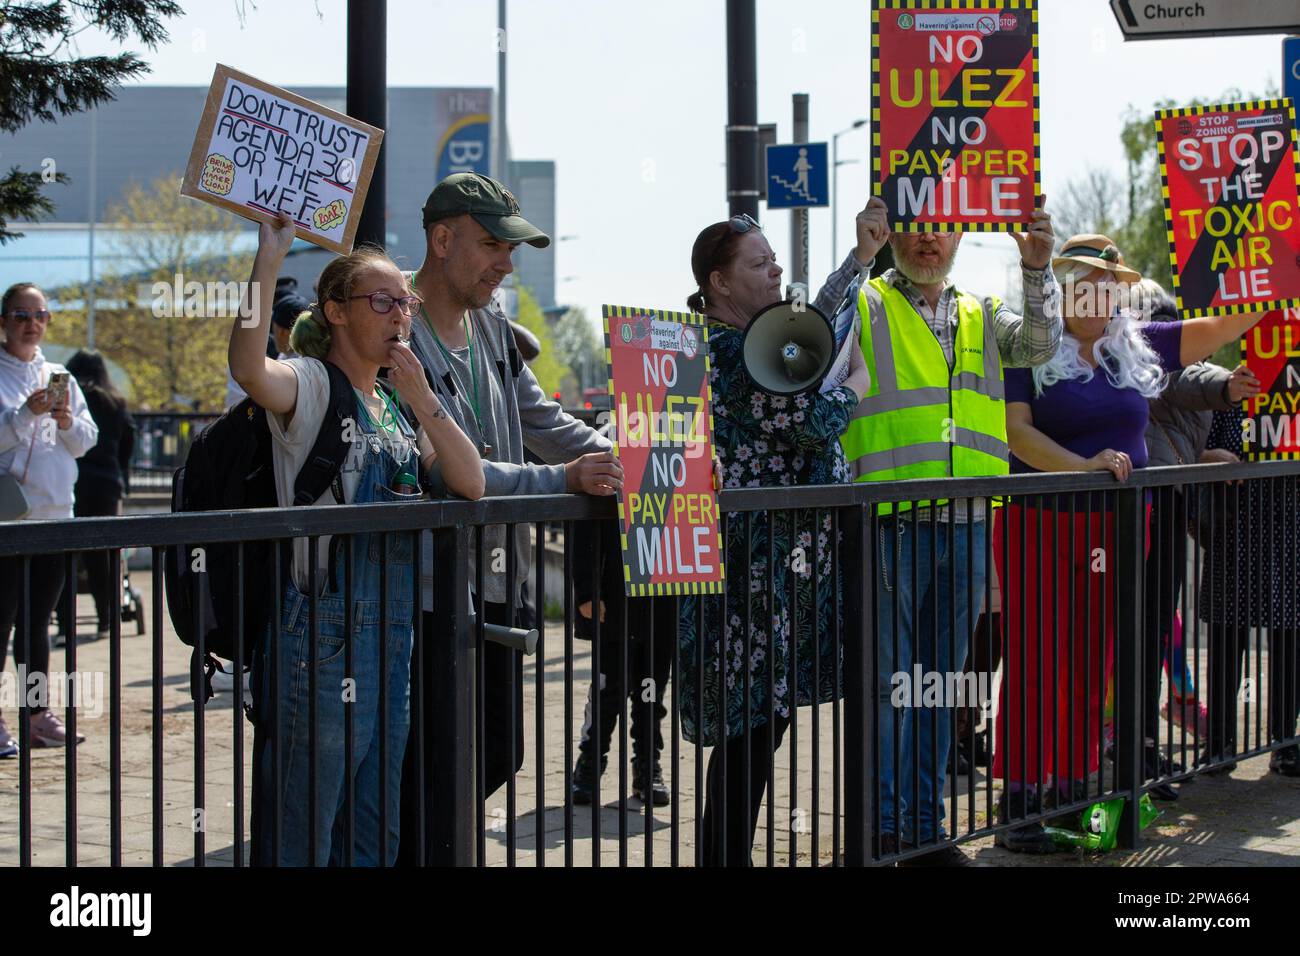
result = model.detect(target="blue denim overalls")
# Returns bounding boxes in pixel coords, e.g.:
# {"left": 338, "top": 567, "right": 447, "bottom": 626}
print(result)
{"left": 254, "top": 390, "right": 419, "bottom": 866}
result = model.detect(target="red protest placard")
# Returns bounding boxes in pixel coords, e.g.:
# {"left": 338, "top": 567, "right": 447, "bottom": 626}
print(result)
{"left": 1241, "top": 307, "right": 1300, "bottom": 460}
{"left": 603, "top": 306, "right": 724, "bottom": 596}
{"left": 872, "top": 0, "right": 1040, "bottom": 232}
{"left": 1156, "top": 99, "right": 1300, "bottom": 318}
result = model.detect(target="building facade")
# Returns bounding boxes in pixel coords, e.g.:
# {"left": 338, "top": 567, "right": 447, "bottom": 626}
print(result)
{"left": 0, "top": 86, "right": 557, "bottom": 312}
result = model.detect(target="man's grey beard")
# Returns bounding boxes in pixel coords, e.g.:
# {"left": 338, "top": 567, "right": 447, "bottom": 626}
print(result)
{"left": 894, "top": 247, "right": 956, "bottom": 285}
{"left": 452, "top": 280, "right": 493, "bottom": 312}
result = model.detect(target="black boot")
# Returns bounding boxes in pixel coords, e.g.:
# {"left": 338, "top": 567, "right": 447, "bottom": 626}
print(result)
{"left": 632, "top": 754, "right": 670, "bottom": 807}
{"left": 1198, "top": 751, "right": 1238, "bottom": 777}
{"left": 994, "top": 789, "right": 1061, "bottom": 855}
{"left": 1270, "top": 744, "right": 1300, "bottom": 777}
{"left": 955, "top": 739, "right": 972, "bottom": 776}
{"left": 1107, "top": 742, "right": 1181, "bottom": 800}
{"left": 1042, "top": 781, "right": 1088, "bottom": 829}
{"left": 571, "top": 751, "right": 606, "bottom": 806}
{"left": 1145, "top": 747, "right": 1181, "bottom": 801}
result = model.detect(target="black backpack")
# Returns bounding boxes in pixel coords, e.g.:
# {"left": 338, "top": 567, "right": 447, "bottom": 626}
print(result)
{"left": 164, "top": 360, "right": 353, "bottom": 700}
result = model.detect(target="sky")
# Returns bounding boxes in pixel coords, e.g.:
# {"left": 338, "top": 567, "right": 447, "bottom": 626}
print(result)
{"left": 63, "top": 0, "right": 1288, "bottom": 325}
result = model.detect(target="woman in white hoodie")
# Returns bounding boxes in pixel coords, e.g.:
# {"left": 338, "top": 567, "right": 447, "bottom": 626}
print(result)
{"left": 0, "top": 283, "right": 98, "bottom": 755}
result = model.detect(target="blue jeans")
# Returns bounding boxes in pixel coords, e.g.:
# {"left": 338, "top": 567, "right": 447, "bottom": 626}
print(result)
{"left": 875, "top": 516, "right": 987, "bottom": 842}
{"left": 252, "top": 404, "right": 418, "bottom": 866}
{"left": 256, "top": 583, "right": 413, "bottom": 866}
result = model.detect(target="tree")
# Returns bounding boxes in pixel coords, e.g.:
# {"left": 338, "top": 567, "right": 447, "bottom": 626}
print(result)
{"left": 1059, "top": 84, "right": 1277, "bottom": 368}
{"left": 551, "top": 305, "right": 602, "bottom": 402}
{"left": 1053, "top": 166, "right": 1124, "bottom": 247}
{"left": 47, "top": 173, "right": 254, "bottom": 410}
{"left": 1, "top": 1, "right": 183, "bottom": 242}
{"left": 513, "top": 286, "right": 569, "bottom": 399}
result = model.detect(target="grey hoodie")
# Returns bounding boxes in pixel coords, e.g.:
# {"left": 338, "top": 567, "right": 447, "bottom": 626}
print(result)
{"left": 404, "top": 292, "right": 609, "bottom": 606}
{"left": 1145, "top": 361, "right": 1234, "bottom": 467}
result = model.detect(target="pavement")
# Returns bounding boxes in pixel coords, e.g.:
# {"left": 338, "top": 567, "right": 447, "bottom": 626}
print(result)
{"left": 0, "top": 574, "right": 1296, "bottom": 867}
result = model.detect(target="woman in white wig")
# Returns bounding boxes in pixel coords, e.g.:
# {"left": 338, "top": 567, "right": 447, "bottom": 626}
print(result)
{"left": 991, "top": 234, "right": 1266, "bottom": 854}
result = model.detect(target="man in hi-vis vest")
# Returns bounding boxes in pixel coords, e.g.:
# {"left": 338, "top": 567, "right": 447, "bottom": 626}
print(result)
{"left": 841, "top": 196, "right": 1061, "bottom": 865}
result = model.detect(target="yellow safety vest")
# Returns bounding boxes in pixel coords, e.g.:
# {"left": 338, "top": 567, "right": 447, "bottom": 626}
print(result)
{"left": 839, "top": 278, "right": 1008, "bottom": 514}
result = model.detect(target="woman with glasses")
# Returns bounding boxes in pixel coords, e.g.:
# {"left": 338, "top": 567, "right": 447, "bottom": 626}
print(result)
{"left": 0, "top": 283, "right": 98, "bottom": 756}
{"left": 231, "top": 214, "right": 484, "bottom": 865}
{"left": 679, "top": 211, "right": 872, "bottom": 865}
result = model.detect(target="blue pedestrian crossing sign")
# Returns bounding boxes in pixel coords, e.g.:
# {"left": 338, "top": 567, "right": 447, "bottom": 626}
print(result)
{"left": 1286, "top": 36, "right": 1300, "bottom": 135}
{"left": 766, "top": 142, "right": 829, "bottom": 209}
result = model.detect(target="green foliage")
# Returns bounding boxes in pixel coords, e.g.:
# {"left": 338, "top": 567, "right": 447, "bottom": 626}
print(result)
{"left": 47, "top": 174, "right": 254, "bottom": 411}
{"left": 0, "top": 1, "right": 183, "bottom": 242}
{"left": 551, "top": 305, "right": 603, "bottom": 401}
{"left": 1057, "top": 85, "right": 1275, "bottom": 303}
{"left": 513, "top": 285, "right": 570, "bottom": 398}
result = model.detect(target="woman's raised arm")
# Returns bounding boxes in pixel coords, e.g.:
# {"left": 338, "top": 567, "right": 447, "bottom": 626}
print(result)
{"left": 229, "top": 213, "right": 301, "bottom": 415}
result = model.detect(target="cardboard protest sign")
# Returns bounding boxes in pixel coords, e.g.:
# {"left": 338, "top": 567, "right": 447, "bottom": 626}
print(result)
{"left": 1156, "top": 99, "right": 1300, "bottom": 317}
{"left": 603, "top": 306, "right": 724, "bottom": 596}
{"left": 871, "top": 0, "right": 1040, "bottom": 232}
{"left": 1240, "top": 306, "right": 1300, "bottom": 459}
{"left": 182, "top": 64, "right": 384, "bottom": 254}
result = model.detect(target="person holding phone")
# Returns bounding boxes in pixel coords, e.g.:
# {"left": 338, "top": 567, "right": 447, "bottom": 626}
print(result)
{"left": 0, "top": 283, "right": 98, "bottom": 755}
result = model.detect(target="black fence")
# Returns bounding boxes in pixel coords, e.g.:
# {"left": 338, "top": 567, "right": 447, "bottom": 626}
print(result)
{"left": 0, "top": 461, "right": 1296, "bottom": 866}
{"left": 124, "top": 411, "right": 603, "bottom": 495}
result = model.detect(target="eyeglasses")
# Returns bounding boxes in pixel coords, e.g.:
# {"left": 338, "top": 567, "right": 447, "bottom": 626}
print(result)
{"left": 343, "top": 292, "right": 423, "bottom": 317}
{"left": 4, "top": 309, "right": 51, "bottom": 323}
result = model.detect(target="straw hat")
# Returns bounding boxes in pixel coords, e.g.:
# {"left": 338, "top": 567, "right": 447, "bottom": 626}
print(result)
{"left": 1051, "top": 233, "right": 1142, "bottom": 284}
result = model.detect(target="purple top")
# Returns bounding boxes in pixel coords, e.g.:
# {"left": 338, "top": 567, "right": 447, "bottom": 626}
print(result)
{"left": 1006, "top": 321, "right": 1183, "bottom": 473}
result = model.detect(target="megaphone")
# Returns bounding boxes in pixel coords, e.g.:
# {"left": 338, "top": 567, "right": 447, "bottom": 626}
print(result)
{"left": 741, "top": 300, "right": 835, "bottom": 395}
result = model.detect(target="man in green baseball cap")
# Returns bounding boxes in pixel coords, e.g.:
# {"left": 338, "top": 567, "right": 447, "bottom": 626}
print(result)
{"left": 420, "top": 171, "right": 551, "bottom": 248}
{"left": 399, "top": 171, "right": 619, "bottom": 865}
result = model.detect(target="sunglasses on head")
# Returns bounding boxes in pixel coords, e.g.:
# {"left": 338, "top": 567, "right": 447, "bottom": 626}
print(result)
{"left": 343, "top": 292, "right": 423, "bottom": 317}
{"left": 5, "top": 309, "right": 51, "bottom": 323}
{"left": 710, "top": 213, "right": 761, "bottom": 261}
{"left": 729, "top": 213, "right": 760, "bottom": 234}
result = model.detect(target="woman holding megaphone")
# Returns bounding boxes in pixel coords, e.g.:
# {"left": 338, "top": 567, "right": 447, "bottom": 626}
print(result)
{"left": 679, "top": 212, "right": 871, "bottom": 865}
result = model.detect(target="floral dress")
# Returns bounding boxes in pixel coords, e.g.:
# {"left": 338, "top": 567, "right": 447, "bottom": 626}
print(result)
{"left": 678, "top": 322, "right": 859, "bottom": 745}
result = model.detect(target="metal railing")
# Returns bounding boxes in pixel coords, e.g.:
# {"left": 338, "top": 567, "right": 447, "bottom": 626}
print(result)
{"left": 0, "top": 461, "right": 1296, "bottom": 866}
{"left": 125, "top": 411, "right": 601, "bottom": 495}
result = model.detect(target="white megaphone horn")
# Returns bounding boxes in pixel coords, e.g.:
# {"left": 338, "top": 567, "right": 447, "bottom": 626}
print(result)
{"left": 741, "top": 300, "right": 835, "bottom": 395}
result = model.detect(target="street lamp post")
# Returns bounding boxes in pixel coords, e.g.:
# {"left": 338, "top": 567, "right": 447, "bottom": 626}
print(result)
{"left": 831, "top": 119, "right": 867, "bottom": 265}
{"left": 725, "top": 0, "right": 759, "bottom": 218}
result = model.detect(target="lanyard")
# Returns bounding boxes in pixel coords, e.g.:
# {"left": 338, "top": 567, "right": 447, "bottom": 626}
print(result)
{"left": 353, "top": 383, "right": 400, "bottom": 436}
{"left": 352, "top": 384, "right": 415, "bottom": 469}
{"left": 421, "top": 305, "right": 491, "bottom": 457}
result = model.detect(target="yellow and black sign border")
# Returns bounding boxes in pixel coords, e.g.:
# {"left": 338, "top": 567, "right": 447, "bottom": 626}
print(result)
{"left": 870, "top": 0, "right": 1041, "bottom": 234}
{"left": 1155, "top": 98, "right": 1300, "bottom": 319}
{"left": 1238, "top": 310, "right": 1300, "bottom": 462}
{"left": 601, "top": 304, "right": 726, "bottom": 597}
